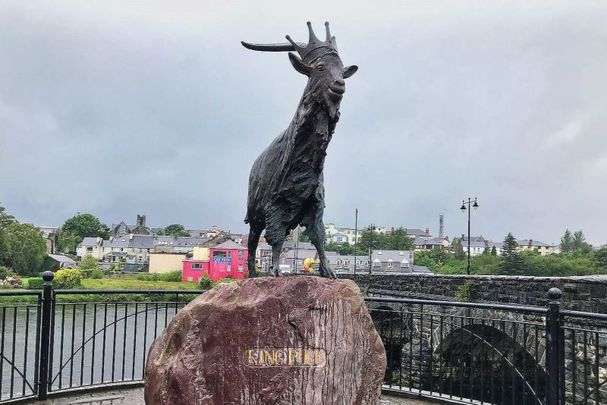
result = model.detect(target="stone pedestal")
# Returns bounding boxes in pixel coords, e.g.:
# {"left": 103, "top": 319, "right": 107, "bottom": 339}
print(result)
{"left": 144, "top": 276, "right": 386, "bottom": 405}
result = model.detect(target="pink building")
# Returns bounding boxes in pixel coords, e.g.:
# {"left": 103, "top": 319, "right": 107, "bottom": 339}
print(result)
{"left": 182, "top": 240, "right": 248, "bottom": 282}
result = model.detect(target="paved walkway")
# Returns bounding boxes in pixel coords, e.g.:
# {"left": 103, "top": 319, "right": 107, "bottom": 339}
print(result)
{"left": 30, "top": 387, "right": 436, "bottom": 404}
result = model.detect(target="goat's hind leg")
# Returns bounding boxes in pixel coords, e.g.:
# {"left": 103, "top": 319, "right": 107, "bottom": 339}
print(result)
{"left": 247, "top": 225, "right": 262, "bottom": 277}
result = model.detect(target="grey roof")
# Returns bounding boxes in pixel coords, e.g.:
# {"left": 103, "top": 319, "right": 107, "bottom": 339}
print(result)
{"left": 372, "top": 250, "right": 413, "bottom": 263}
{"left": 405, "top": 228, "right": 428, "bottom": 237}
{"left": 80, "top": 237, "right": 102, "bottom": 247}
{"left": 412, "top": 265, "right": 432, "bottom": 274}
{"left": 462, "top": 241, "right": 487, "bottom": 249}
{"left": 283, "top": 241, "right": 314, "bottom": 250}
{"left": 414, "top": 237, "right": 445, "bottom": 246}
{"left": 257, "top": 242, "right": 272, "bottom": 251}
{"left": 48, "top": 254, "right": 77, "bottom": 266}
{"left": 213, "top": 240, "right": 246, "bottom": 250}
{"left": 518, "top": 239, "right": 551, "bottom": 247}
{"left": 282, "top": 249, "right": 317, "bottom": 259}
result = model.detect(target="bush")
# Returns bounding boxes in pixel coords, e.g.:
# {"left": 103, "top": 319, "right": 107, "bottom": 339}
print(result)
{"left": 53, "top": 268, "right": 83, "bottom": 289}
{"left": 0, "top": 274, "right": 22, "bottom": 289}
{"left": 0, "top": 266, "right": 14, "bottom": 280}
{"left": 456, "top": 280, "right": 474, "bottom": 302}
{"left": 199, "top": 275, "right": 213, "bottom": 290}
{"left": 90, "top": 269, "right": 104, "bottom": 279}
{"left": 27, "top": 277, "right": 44, "bottom": 289}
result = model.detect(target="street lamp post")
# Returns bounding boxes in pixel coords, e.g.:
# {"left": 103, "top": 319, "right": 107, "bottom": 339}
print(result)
{"left": 460, "top": 197, "right": 479, "bottom": 275}
{"left": 368, "top": 224, "right": 376, "bottom": 275}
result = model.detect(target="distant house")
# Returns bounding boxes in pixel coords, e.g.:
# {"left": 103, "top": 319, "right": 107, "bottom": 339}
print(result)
{"left": 517, "top": 239, "right": 558, "bottom": 256}
{"left": 47, "top": 254, "right": 77, "bottom": 271}
{"left": 149, "top": 253, "right": 187, "bottom": 274}
{"left": 182, "top": 240, "right": 248, "bottom": 282}
{"left": 370, "top": 250, "right": 414, "bottom": 272}
{"left": 414, "top": 237, "right": 450, "bottom": 251}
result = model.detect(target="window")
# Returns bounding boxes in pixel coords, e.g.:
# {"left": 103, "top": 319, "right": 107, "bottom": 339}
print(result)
{"left": 86, "top": 247, "right": 93, "bottom": 252}
{"left": 213, "top": 251, "right": 227, "bottom": 258}
{"left": 387, "top": 260, "right": 393, "bottom": 268}
{"left": 238, "top": 250, "right": 244, "bottom": 260}
{"left": 192, "top": 263, "right": 202, "bottom": 270}
{"left": 227, "top": 265, "right": 232, "bottom": 272}
{"left": 238, "top": 265, "right": 243, "bottom": 273}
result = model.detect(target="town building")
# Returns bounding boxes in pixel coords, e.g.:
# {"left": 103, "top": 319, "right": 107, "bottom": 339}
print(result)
{"left": 47, "top": 254, "right": 77, "bottom": 270}
{"left": 517, "top": 239, "right": 558, "bottom": 256}
{"left": 38, "top": 226, "right": 60, "bottom": 254}
{"left": 149, "top": 253, "right": 187, "bottom": 274}
{"left": 76, "top": 234, "right": 209, "bottom": 271}
{"left": 182, "top": 240, "right": 248, "bottom": 282}
{"left": 111, "top": 214, "right": 152, "bottom": 237}
{"left": 414, "top": 237, "right": 450, "bottom": 251}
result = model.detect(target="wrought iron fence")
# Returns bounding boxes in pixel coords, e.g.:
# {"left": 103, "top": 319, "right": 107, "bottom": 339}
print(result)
{"left": 0, "top": 272, "right": 604, "bottom": 404}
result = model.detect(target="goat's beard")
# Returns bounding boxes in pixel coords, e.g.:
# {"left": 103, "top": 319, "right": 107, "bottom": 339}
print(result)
{"left": 322, "top": 93, "right": 342, "bottom": 120}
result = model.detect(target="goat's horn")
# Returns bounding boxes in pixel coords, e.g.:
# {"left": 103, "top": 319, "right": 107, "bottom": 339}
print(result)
{"left": 241, "top": 41, "right": 304, "bottom": 52}
{"left": 307, "top": 21, "right": 320, "bottom": 44}
{"left": 325, "top": 22, "right": 331, "bottom": 42}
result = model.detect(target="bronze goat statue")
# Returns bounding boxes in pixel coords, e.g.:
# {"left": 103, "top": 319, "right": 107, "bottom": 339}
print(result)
{"left": 243, "top": 22, "right": 358, "bottom": 278}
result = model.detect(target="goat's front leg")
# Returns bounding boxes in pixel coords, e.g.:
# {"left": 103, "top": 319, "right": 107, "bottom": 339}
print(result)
{"left": 271, "top": 242, "right": 283, "bottom": 277}
{"left": 306, "top": 214, "right": 335, "bottom": 279}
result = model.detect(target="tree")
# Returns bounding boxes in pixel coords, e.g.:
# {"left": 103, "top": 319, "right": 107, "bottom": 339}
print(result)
{"left": 4, "top": 223, "right": 47, "bottom": 276}
{"left": 453, "top": 239, "right": 465, "bottom": 259}
{"left": 298, "top": 232, "right": 310, "bottom": 243}
{"left": 0, "top": 205, "right": 17, "bottom": 266}
{"left": 164, "top": 224, "right": 189, "bottom": 237}
{"left": 593, "top": 246, "right": 607, "bottom": 272}
{"left": 499, "top": 233, "right": 525, "bottom": 275}
{"left": 572, "top": 230, "right": 592, "bottom": 254}
{"left": 385, "top": 228, "right": 414, "bottom": 250}
{"left": 491, "top": 246, "right": 497, "bottom": 256}
{"left": 59, "top": 213, "right": 110, "bottom": 253}
{"left": 79, "top": 254, "right": 101, "bottom": 277}
{"left": 560, "top": 229, "right": 574, "bottom": 254}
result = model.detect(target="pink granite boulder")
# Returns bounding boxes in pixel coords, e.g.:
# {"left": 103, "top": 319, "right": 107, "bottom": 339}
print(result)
{"left": 144, "top": 276, "right": 386, "bottom": 405}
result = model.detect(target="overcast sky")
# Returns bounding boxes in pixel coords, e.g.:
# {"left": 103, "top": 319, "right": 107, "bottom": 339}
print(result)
{"left": 1, "top": 1, "right": 606, "bottom": 245}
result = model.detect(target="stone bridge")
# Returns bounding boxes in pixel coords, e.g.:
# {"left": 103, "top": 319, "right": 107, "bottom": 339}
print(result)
{"left": 340, "top": 273, "right": 607, "bottom": 312}
{"left": 338, "top": 274, "right": 607, "bottom": 404}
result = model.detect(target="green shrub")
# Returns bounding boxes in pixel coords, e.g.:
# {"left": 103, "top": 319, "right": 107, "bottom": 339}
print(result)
{"left": 0, "top": 266, "right": 14, "bottom": 280}
{"left": 199, "top": 275, "right": 213, "bottom": 290}
{"left": 53, "top": 268, "right": 83, "bottom": 289}
{"left": 90, "top": 269, "right": 104, "bottom": 279}
{"left": 27, "top": 277, "right": 44, "bottom": 289}
{"left": 455, "top": 280, "right": 474, "bottom": 302}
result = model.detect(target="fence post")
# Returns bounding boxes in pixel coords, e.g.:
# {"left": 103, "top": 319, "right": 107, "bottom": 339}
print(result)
{"left": 545, "top": 287, "right": 563, "bottom": 405}
{"left": 38, "top": 271, "right": 54, "bottom": 400}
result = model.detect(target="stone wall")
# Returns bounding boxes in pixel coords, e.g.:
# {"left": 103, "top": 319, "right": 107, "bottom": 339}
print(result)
{"left": 340, "top": 273, "right": 607, "bottom": 312}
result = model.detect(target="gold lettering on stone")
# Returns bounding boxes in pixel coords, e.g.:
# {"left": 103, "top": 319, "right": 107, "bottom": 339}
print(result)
{"left": 244, "top": 348, "right": 326, "bottom": 367}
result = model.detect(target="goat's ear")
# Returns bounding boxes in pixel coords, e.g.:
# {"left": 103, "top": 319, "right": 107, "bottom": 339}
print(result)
{"left": 289, "top": 53, "right": 312, "bottom": 76}
{"left": 343, "top": 65, "right": 358, "bottom": 79}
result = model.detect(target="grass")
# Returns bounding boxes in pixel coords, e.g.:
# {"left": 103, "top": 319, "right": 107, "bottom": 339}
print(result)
{"left": 0, "top": 277, "right": 204, "bottom": 304}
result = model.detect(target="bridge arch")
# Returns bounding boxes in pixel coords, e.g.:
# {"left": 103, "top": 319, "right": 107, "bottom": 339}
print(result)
{"left": 435, "top": 322, "right": 547, "bottom": 404}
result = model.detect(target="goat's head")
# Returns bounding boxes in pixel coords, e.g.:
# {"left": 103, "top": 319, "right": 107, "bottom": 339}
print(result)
{"left": 242, "top": 22, "right": 358, "bottom": 117}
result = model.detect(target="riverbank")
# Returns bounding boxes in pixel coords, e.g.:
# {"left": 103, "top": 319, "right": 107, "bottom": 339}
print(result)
{"left": 0, "top": 277, "right": 206, "bottom": 303}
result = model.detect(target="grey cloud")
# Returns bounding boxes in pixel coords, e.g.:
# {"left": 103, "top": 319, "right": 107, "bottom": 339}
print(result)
{"left": 1, "top": 1, "right": 606, "bottom": 244}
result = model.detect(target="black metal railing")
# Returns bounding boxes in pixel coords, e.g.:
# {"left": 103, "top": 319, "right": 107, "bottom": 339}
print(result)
{"left": 0, "top": 272, "right": 604, "bottom": 404}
